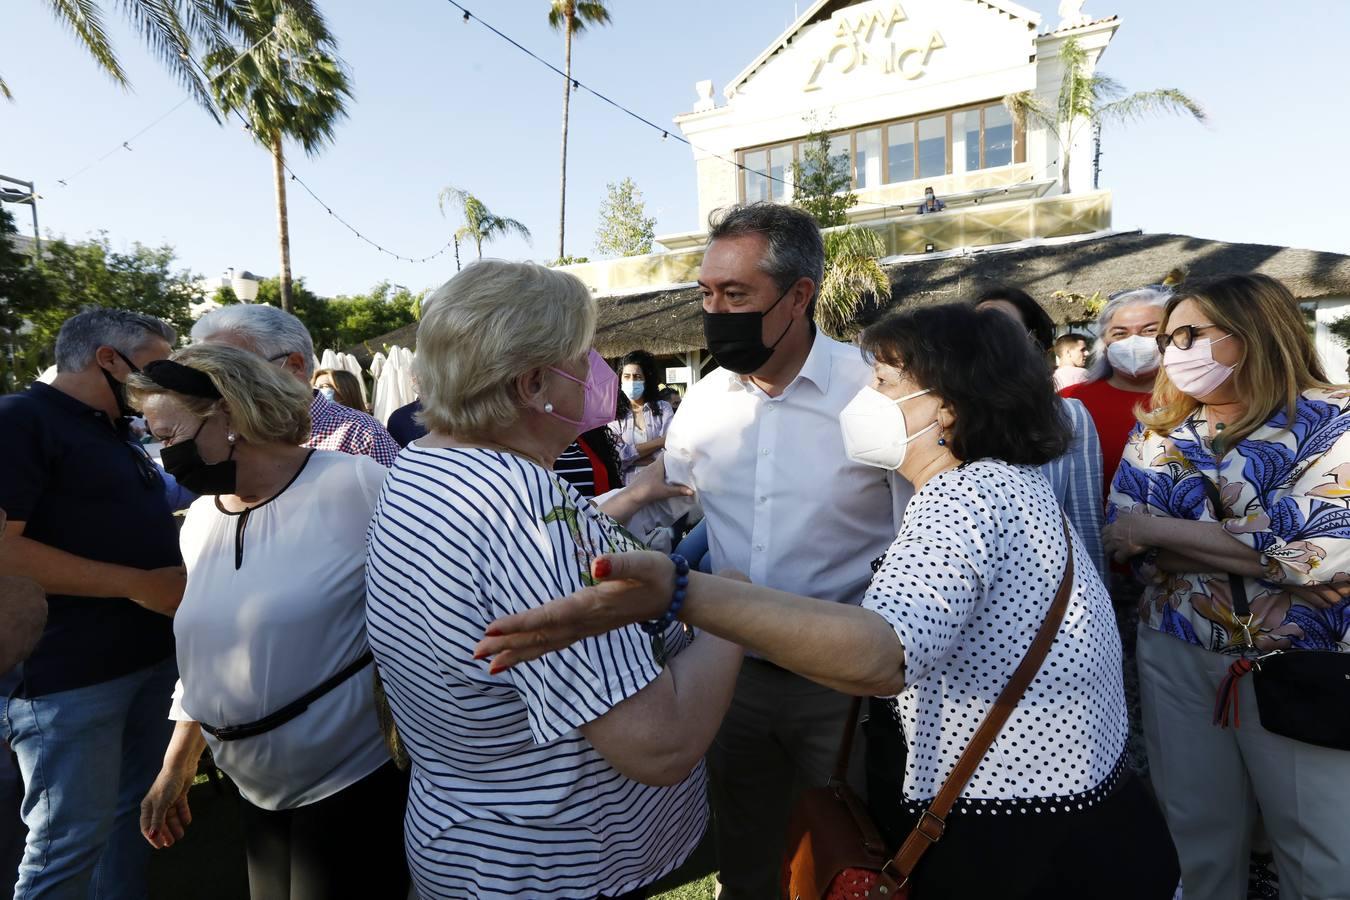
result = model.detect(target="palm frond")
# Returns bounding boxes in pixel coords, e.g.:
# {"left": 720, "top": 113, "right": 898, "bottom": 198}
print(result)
{"left": 45, "top": 0, "right": 130, "bottom": 87}
{"left": 0, "top": 75, "right": 12, "bottom": 101}
{"left": 1002, "top": 91, "right": 1054, "bottom": 133}
{"left": 1097, "top": 88, "right": 1207, "bottom": 126}
{"left": 492, "top": 216, "right": 532, "bottom": 244}
{"left": 817, "top": 227, "right": 891, "bottom": 337}
{"left": 437, "top": 186, "right": 469, "bottom": 217}
{"left": 573, "top": 1, "right": 612, "bottom": 31}
{"left": 112, "top": 0, "right": 215, "bottom": 110}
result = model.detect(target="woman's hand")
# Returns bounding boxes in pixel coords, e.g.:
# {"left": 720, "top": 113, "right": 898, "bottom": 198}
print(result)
{"left": 625, "top": 453, "right": 693, "bottom": 506}
{"left": 475, "top": 551, "right": 675, "bottom": 673}
{"left": 1103, "top": 513, "right": 1154, "bottom": 563}
{"left": 140, "top": 763, "right": 194, "bottom": 849}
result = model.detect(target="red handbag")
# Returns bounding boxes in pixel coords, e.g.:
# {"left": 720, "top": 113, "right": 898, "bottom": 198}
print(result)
{"left": 783, "top": 518, "right": 1075, "bottom": 899}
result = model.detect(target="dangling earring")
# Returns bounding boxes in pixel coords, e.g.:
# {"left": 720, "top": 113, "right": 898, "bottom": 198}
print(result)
{"left": 544, "top": 402, "right": 554, "bottom": 414}
{"left": 936, "top": 425, "right": 947, "bottom": 447}
{"left": 227, "top": 431, "right": 237, "bottom": 445}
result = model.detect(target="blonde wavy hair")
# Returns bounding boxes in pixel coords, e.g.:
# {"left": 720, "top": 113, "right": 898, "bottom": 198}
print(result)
{"left": 1139, "top": 274, "right": 1335, "bottom": 448}
{"left": 127, "top": 343, "right": 312, "bottom": 446}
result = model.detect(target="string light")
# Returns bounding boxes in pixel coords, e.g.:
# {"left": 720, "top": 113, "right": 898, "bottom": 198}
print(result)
{"left": 444, "top": 0, "right": 1053, "bottom": 211}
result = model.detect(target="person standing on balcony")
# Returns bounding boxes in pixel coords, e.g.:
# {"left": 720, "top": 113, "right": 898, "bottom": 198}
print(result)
{"left": 916, "top": 186, "right": 946, "bottom": 214}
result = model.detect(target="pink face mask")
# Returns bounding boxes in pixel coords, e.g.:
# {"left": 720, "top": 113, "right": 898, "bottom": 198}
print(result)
{"left": 547, "top": 349, "right": 618, "bottom": 434}
{"left": 1163, "top": 335, "right": 1235, "bottom": 399}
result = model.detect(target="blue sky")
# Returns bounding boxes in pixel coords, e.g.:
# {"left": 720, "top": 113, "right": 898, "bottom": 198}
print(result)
{"left": 3, "top": 0, "right": 1348, "bottom": 297}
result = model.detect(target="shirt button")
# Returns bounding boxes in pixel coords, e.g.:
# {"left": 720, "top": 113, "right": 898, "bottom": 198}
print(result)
{"left": 755, "top": 543, "right": 765, "bottom": 551}
{"left": 761, "top": 448, "right": 770, "bottom": 456}
{"left": 758, "top": 496, "right": 767, "bottom": 503}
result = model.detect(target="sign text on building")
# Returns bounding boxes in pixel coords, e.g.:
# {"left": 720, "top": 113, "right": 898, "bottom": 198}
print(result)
{"left": 803, "top": 2, "right": 945, "bottom": 92}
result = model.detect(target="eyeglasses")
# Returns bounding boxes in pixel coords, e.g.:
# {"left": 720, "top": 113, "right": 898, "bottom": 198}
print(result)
{"left": 1156, "top": 323, "right": 1228, "bottom": 353}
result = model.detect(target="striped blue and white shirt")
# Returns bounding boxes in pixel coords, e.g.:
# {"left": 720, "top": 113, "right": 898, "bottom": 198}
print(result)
{"left": 365, "top": 444, "right": 706, "bottom": 899}
{"left": 1040, "top": 397, "right": 1107, "bottom": 582}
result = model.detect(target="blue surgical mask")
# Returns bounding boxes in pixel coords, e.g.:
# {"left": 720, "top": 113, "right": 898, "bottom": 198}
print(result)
{"left": 319, "top": 386, "right": 337, "bottom": 402}
{"left": 622, "top": 380, "right": 645, "bottom": 401}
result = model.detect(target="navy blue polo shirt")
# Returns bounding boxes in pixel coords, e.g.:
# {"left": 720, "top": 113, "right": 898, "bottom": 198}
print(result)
{"left": 0, "top": 383, "right": 179, "bottom": 697}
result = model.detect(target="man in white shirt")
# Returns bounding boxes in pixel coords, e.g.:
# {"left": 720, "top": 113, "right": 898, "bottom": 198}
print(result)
{"left": 663, "top": 203, "right": 910, "bottom": 899}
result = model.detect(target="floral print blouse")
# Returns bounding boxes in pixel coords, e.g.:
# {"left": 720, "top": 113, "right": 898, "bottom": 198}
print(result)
{"left": 1107, "top": 387, "right": 1350, "bottom": 654}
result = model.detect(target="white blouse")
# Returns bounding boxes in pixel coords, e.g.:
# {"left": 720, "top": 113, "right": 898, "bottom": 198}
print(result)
{"left": 864, "top": 459, "right": 1128, "bottom": 816}
{"left": 172, "top": 450, "right": 391, "bottom": 810}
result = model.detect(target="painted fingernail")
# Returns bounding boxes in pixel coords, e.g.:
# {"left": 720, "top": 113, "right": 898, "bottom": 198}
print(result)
{"left": 594, "top": 558, "right": 612, "bottom": 579}
{"left": 485, "top": 627, "right": 501, "bottom": 636}
{"left": 472, "top": 648, "right": 488, "bottom": 660}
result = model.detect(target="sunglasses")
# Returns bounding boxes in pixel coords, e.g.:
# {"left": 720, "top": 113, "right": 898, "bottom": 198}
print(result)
{"left": 1156, "top": 323, "right": 1229, "bottom": 353}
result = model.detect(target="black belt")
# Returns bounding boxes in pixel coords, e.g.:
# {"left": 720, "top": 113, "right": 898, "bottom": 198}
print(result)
{"left": 200, "top": 651, "right": 374, "bottom": 742}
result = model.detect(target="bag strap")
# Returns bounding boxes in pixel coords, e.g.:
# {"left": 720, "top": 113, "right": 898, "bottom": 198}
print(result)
{"left": 1197, "top": 475, "right": 1252, "bottom": 620}
{"left": 200, "top": 650, "right": 374, "bottom": 742}
{"left": 831, "top": 696, "right": 864, "bottom": 784}
{"left": 877, "top": 516, "right": 1075, "bottom": 894}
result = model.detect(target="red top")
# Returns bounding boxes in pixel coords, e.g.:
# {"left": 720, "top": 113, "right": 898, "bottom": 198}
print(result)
{"left": 1059, "top": 378, "right": 1153, "bottom": 497}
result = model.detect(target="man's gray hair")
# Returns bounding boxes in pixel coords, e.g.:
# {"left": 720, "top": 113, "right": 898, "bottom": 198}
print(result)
{"left": 1087, "top": 285, "right": 1172, "bottom": 381}
{"left": 54, "top": 308, "right": 177, "bottom": 372}
{"left": 191, "top": 303, "right": 316, "bottom": 377}
{"left": 707, "top": 203, "right": 825, "bottom": 312}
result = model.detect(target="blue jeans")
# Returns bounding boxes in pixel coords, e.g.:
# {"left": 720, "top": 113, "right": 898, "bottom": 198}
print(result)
{"left": 2, "top": 657, "right": 177, "bottom": 900}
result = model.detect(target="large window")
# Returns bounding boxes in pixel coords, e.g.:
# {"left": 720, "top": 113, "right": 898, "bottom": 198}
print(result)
{"left": 740, "top": 100, "right": 1022, "bottom": 201}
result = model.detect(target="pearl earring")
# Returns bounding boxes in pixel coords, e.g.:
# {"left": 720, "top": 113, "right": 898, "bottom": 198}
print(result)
{"left": 544, "top": 403, "right": 554, "bottom": 414}
{"left": 937, "top": 426, "right": 947, "bottom": 447}
{"left": 227, "top": 431, "right": 237, "bottom": 444}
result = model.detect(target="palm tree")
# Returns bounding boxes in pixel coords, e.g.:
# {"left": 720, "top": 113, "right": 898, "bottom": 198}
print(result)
{"left": 1004, "top": 37, "right": 1205, "bottom": 195}
{"left": 437, "top": 187, "right": 532, "bottom": 260}
{"left": 547, "top": 1, "right": 611, "bottom": 262}
{"left": 204, "top": 0, "right": 351, "bottom": 314}
{"left": 8, "top": 1, "right": 324, "bottom": 110}
{"left": 816, "top": 227, "right": 892, "bottom": 338}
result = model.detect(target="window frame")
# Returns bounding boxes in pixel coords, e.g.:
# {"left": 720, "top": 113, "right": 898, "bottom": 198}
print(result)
{"left": 737, "top": 99, "right": 1026, "bottom": 202}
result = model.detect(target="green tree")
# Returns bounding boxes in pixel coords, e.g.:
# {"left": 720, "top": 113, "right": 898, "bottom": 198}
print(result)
{"left": 594, "top": 177, "right": 656, "bottom": 257}
{"left": 1003, "top": 36, "right": 1205, "bottom": 194}
{"left": 6, "top": 1, "right": 324, "bottom": 107}
{"left": 437, "top": 187, "right": 531, "bottom": 260}
{"left": 204, "top": 0, "right": 352, "bottom": 314}
{"left": 0, "top": 224, "right": 200, "bottom": 390}
{"left": 0, "top": 208, "right": 57, "bottom": 390}
{"left": 791, "top": 127, "right": 856, "bottom": 228}
{"left": 817, "top": 227, "right": 892, "bottom": 339}
{"left": 211, "top": 278, "right": 421, "bottom": 351}
{"left": 547, "top": 0, "right": 611, "bottom": 261}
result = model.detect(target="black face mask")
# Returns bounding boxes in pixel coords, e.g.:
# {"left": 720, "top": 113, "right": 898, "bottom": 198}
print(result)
{"left": 161, "top": 419, "right": 237, "bottom": 495}
{"left": 101, "top": 349, "right": 141, "bottom": 418}
{"left": 702, "top": 285, "right": 795, "bottom": 375}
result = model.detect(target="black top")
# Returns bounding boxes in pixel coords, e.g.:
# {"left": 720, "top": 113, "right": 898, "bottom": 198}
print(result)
{"left": 0, "top": 383, "right": 179, "bottom": 697}
{"left": 386, "top": 399, "right": 427, "bottom": 449}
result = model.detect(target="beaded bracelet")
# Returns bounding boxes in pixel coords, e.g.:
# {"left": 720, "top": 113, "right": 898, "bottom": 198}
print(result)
{"left": 640, "top": 554, "right": 690, "bottom": 636}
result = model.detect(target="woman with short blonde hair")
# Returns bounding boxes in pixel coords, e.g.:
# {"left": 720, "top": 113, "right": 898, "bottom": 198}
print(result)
{"left": 1105, "top": 274, "right": 1350, "bottom": 898}
{"left": 414, "top": 260, "right": 596, "bottom": 439}
{"left": 366, "top": 259, "right": 740, "bottom": 899}
{"left": 128, "top": 343, "right": 409, "bottom": 897}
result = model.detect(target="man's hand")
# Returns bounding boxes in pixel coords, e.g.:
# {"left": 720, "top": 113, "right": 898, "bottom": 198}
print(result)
{"left": 140, "top": 764, "right": 193, "bottom": 849}
{"left": 474, "top": 551, "right": 675, "bottom": 673}
{"left": 128, "top": 566, "right": 187, "bottom": 616}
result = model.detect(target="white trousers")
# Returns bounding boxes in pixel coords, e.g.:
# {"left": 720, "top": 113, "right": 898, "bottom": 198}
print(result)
{"left": 1137, "top": 625, "right": 1350, "bottom": 900}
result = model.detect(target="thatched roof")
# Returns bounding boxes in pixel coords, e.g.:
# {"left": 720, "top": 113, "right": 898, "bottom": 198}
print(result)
{"left": 349, "top": 232, "right": 1350, "bottom": 362}
{"left": 593, "top": 231, "right": 1350, "bottom": 357}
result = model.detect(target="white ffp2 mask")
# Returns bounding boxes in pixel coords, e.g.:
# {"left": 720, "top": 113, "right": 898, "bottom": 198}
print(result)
{"left": 838, "top": 387, "right": 936, "bottom": 471}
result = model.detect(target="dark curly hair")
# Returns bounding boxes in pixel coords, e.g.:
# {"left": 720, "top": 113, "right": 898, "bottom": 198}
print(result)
{"left": 973, "top": 285, "right": 1055, "bottom": 354}
{"left": 618, "top": 350, "right": 661, "bottom": 420}
{"left": 859, "top": 303, "right": 1070, "bottom": 466}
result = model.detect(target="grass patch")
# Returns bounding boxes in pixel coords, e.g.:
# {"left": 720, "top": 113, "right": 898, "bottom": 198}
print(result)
{"left": 651, "top": 874, "right": 717, "bottom": 900}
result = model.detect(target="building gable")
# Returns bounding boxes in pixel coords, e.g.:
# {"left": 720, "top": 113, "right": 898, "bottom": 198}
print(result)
{"left": 722, "top": 0, "right": 1041, "bottom": 124}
